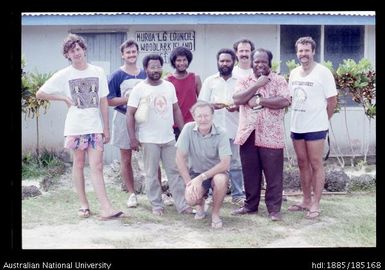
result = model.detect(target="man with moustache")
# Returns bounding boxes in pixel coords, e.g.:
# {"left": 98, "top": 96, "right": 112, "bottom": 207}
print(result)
{"left": 126, "top": 54, "right": 193, "bottom": 216}
{"left": 198, "top": 48, "right": 246, "bottom": 206}
{"left": 107, "top": 40, "right": 146, "bottom": 208}
{"left": 232, "top": 48, "right": 290, "bottom": 221}
{"left": 288, "top": 37, "right": 337, "bottom": 219}
{"left": 232, "top": 39, "right": 255, "bottom": 80}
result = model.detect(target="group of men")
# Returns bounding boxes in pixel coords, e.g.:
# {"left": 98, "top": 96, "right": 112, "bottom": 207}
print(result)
{"left": 37, "top": 34, "right": 337, "bottom": 227}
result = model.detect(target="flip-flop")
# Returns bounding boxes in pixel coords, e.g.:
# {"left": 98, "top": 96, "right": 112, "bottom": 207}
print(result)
{"left": 78, "top": 208, "right": 91, "bottom": 218}
{"left": 194, "top": 211, "right": 207, "bottom": 220}
{"left": 211, "top": 219, "right": 223, "bottom": 229}
{"left": 99, "top": 211, "right": 125, "bottom": 221}
{"left": 305, "top": 210, "right": 321, "bottom": 219}
{"left": 288, "top": 204, "right": 308, "bottom": 212}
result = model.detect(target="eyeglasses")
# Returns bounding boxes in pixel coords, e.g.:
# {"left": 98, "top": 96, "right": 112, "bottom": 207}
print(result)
{"left": 148, "top": 66, "right": 163, "bottom": 71}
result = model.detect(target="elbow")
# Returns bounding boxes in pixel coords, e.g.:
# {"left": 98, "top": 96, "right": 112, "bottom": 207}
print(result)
{"left": 35, "top": 90, "right": 43, "bottom": 100}
{"left": 232, "top": 97, "right": 242, "bottom": 106}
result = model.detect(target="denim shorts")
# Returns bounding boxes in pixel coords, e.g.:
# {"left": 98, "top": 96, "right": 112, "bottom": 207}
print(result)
{"left": 64, "top": 133, "right": 104, "bottom": 151}
{"left": 291, "top": 130, "right": 328, "bottom": 141}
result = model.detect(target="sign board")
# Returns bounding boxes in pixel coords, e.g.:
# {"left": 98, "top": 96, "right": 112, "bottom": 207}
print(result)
{"left": 136, "top": 31, "right": 196, "bottom": 63}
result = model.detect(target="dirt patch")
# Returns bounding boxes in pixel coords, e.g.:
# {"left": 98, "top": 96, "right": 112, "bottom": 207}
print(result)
{"left": 22, "top": 159, "right": 376, "bottom": 249}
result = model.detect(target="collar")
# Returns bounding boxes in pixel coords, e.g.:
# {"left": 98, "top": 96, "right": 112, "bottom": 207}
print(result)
{"left": 192, "top": 122, "right": 220, "bottom": 136}
{"left": 213, "top": 72, "right": 238, "bottom": 81}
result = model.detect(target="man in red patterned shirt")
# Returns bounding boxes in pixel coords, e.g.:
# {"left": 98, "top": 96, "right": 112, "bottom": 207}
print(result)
{"left": 232, "top": 48, "right": 291, "bottom": 221}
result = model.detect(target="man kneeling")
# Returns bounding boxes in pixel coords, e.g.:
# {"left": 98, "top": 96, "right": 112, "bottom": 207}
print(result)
{"left": 176, "top": 101, "right": 231, "bottom": 229}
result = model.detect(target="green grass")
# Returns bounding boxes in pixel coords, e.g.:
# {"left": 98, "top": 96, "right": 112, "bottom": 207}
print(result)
{"left": 22, "top": 184, "right": 376, "bottom": 248}
{"left": 22, "top": 150, "right": 66, "bottom": 180}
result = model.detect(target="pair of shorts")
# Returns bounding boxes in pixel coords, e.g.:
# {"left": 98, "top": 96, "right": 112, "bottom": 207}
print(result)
{"left": 190, "top": 171, "right": 230, "bottom": 198}
{"left": 64, "top": 133, "right": 104, "bottom": 151}
{"left": 291, "top": 130, "right": 328, "bottom": 141}
{"left": 111, "top": 111, "right": 131, "bottom": 149}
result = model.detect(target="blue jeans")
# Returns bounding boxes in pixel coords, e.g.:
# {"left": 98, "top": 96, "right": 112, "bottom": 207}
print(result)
{"left": 230, "top": 139, "right": 245, "bottom": 199}
{"left": 230, "top": 169, "right": 245, "bottom": 198}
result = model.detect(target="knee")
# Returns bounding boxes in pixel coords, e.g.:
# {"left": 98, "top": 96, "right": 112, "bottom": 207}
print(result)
{"left": 73, "top": 159, "right": 85, "bottom": 170}
{"left": 91, "top": 161, "right": 104, "bottom": 173}
{"left": 212, "top": 174, "right": 229, "bottom": 190}
{"left": 296, "top": 158, "right": 309, "bottom": 169}
{"left": 309, "top": 159, "right": 323, "bottom": 171}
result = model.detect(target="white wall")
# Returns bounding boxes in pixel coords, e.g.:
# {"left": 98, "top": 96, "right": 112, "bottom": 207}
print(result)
{"left": 21, "top": 24, "right": 376, "bottom": 164}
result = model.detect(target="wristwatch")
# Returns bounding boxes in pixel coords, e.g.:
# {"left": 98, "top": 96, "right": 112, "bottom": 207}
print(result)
{"left": 252, "top": 93, "right": 263, "bottom": 110}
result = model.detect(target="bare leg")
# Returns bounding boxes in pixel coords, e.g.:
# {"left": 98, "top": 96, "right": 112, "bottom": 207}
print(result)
{"left": 211, "top": 174, "right": 229, "bottom": 223}
{"left": 292, "top": 140, "right": 312, "bottom": 209}
{"left": 72, "top": 149, "right": 88, "bottom": 210}
{"left": 120, "top": 149, "right": 135, "bottom": 193}
{"left": 87, "top": 148, "right": 118, "bottom": 217}
{"left": 306, "top": 140, "right": 326, "bottom": 212}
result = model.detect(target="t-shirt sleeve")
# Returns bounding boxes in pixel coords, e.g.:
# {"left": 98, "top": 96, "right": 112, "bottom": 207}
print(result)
{"left": 323, "top": 69, "right": 338, "bottom": 98}
{"left": 107, "top": 71, "right": 119, "bottom": 100}
{"left": 170, "top": 83, "right": 178, "bottom": 104}
{"left": 39, "top": 70, "right": 66, "bottom": 95}
{"left": 198, "top": 78, "right": 211, "bottom": 102}
{"left": 127, "top": 84, "right": 141, "bottom": 108}
{"left": 218, "top": 132, "right": 232, "bottom": 158}
{"left": 175, "top": 123, "right": 191, "bottom": 154}
{"left": 97, "top": 68, "right": 109, "bottom": 98}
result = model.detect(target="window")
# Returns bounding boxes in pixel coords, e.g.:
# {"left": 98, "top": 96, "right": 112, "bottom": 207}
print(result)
{"left": 280, "top": 25, "right": 365, "bottom": 107}
{"left": 280, "top": 25, "right": 321, "bottom": 74}
{"left": 324, "top": 26, "right": 364, "bottom": 107}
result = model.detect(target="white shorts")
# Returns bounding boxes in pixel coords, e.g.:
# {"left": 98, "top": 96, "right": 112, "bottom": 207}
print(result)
{"left": 111, "top": 110, "right": 131, "bottom": 150}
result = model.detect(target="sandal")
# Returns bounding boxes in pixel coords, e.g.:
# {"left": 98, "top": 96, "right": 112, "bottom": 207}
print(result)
{"left": 78, "top": 208, "right": 91, "bottom": 218}
{"left": 305, "top": 210, "right": 321, "bottom": 219}
{"left": 99, "top": 211, "right": 125, "bottom": 221}
{"left": 288, "top": 204, "right": 309, "bottom": 212}
{"left": 194, "top": 211, "right": 207, "bottom": 220}
{"left": 211, "top": 219, "right": 223, "bottom": 229}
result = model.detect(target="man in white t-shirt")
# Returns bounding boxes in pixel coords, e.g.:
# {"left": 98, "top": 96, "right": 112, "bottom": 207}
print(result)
{"left": 232, "top": 39, "right": 254, "bottom": 81}
{"left": 126, "top": 54, "right": 193, "bottom": 216}
{"left": 36, "top": 33, "right": 124, "bottom": 221}
{"left": 288, "top": 36, "right": 338, "bottom": 219}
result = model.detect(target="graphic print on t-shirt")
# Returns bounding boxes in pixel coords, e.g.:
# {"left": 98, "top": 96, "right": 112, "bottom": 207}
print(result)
{"left": 115, "top": 78, "right": 143, "bottom": 114}
{"left": 120, "top": 78, "right": 142, "bottom": 98}
{"left": 69, "top": 77, "right": 99, "bottom": 109}
{"left": 292, "top": 80, "right": 312, "bottom": 113}
{"left": 152, "top": 95, "right": 168, "bottom": 118}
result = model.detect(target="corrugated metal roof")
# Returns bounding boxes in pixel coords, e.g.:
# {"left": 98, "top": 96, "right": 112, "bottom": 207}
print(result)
{"left": 22, "top": 11, "right": 375, "bottom": 16}
{"left": 21, "top": 11, "right": 375, "bottom": 26}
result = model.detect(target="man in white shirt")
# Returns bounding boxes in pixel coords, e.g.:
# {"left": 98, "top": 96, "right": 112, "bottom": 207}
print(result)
{"left": 126, "top": 54, "right": 193, "bottom": 216}
{"left": 288, "top": 36, "right": 338, "bottom": 219}
{"left": 199, "top": 48, "right": 245, "bottom": 206}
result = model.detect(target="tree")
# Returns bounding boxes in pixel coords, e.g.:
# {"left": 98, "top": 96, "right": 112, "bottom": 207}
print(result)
{"left": 22, "top": 56, "right": 53, "bottom": 159}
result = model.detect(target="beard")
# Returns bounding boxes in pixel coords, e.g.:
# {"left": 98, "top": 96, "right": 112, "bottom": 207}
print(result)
{"left": 148, "top": 72, "right": 161, "bottom": 81}
{"left": 218, "top": 65, "right": 234, "bottom": 76}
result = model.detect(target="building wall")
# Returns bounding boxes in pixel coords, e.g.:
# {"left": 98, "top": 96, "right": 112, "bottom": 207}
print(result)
{"left": 21, "top": 24, "right": 376, "bottom": 163}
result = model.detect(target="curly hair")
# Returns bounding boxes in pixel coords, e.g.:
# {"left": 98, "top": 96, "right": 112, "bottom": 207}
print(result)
{"left": 169, "top": 46, "right": 193, "bottom": 69}
{"left": 62, "top": 34, "right": 87, "bottom": 59}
